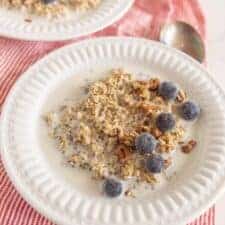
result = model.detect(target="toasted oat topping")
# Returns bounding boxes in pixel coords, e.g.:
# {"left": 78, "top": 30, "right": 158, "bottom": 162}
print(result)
{"left": 0, "top": 0, "right": 101, "bottom": 17}
{"left": 45, "top": 69, "right": 197, "bottom": 191}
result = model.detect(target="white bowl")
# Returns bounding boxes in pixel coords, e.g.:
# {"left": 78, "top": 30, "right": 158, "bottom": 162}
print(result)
{"left": 1, "top": 37, "right": 225, "bottom": 225}
{"left": 0, "top": 0, "right": 133, "bottom": 41}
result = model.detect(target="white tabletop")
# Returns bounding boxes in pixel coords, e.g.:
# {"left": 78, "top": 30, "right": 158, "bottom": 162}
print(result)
{"left": 198, "top": 1, "right": 225, "bottom": 225}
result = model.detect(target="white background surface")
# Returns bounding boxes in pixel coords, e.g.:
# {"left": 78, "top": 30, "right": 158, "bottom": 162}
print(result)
{"left": 199, "top": 1, "right": 225, "bottom": 225}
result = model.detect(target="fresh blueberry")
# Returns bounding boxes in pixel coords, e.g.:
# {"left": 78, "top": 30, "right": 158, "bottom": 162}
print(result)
{"left": 135, "top": 133, "right": 157, "bottom": 154}
{"left": 158, "top": 81, "right": 178, "bottom": 100}
{"left": 146, "top": 155, "right": 164, "bottom": 173}
{"left": 103, "top": 179, "right": 122, "bottom": 198}
{"left": 41, "top": 0, "right": 56, "bottom": 4}
{"left": 156, "top": 113, "right": 175, "bottom": 132}
{"left": 180, "top": 101, "right": 200, "bottom": 121}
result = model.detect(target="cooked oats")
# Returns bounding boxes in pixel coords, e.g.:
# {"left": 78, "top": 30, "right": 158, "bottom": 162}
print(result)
{"left": 0, "top": 0, "right": 101, "bottom": 17}
{"left": 45, "top": 69, "right": 195, "bottom": 188}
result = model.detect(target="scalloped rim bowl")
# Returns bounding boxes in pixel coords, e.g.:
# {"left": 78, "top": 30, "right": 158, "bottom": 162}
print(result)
{"left": 0, "top": 0, "right": 134, "bottom": 41}
{"left": 1, "top": 37, "right": 225, "bottom": 225}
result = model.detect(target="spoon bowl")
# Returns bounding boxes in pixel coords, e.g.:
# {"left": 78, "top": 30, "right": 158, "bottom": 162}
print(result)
{"left": 160, "top": 21, "right": 205, "bottom": 63}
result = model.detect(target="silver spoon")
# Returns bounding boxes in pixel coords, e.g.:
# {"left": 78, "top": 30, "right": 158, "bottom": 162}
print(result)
{"left": 159, "top": 21, "right": 205, "bottom": 63}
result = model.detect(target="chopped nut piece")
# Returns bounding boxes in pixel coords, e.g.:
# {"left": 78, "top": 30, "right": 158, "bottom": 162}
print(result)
{"left": 121, "top": 160, "right": 135, "bottom": 178}
{"left": 24, "top": 18, "right": 32, "bottom": 23}
{"left": 139, "top": 89, "right": 150, "bottom": 100}
{"left": 137, "top": 102, "right": 162, "bottom": 113}
{"left": 115, "top": 145, "right": 132, "bottom": 161}
{"left": 151, "top": 128, "right": 162, "bottom": 138}
{"left": 164, "top": 158, "right": 172, "bottom": 169}
{"left": 143, "top": 118, "right": 151, "bottom": 126}
{"left": 135, "top": 125, "right": 150, "bottom": 133}
{"left": 118, "top": 132, "right": 137, "bottom": 147}
{"left": 76, "top": 123, "right": 91, "bottom": 145}
{"left": 125, "top": 189, "right": 135, "bottom": 198}
{"left": 149, "top": 78, "right": 160, "bottom": 91}
{"left": 153, "top": 96, "right": 165, "bottom": 105}
{"left": 132, "top": 80, "right": 150, "bottom": 100}
{"left": 140, "top": 171, "right": 157, "bottom": 184}
{"left": 181, "top": 140, "right": 197, "bottom": 153}
{"left": 132, "top": 80, "right": 148, "bottom": 90}
{"left": 176, "top": 90, "right": 187, "bottom": 103}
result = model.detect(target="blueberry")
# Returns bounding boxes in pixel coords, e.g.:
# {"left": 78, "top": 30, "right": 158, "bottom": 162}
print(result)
{"left": 41, "top": 0, "right": 56, "bottom": 4}
{"left": 146, "top": 155, "right": 164, "bottom": 173}
{"left": 180, "top": 101, "right": 200, "bottom": 121}
{"left": 156, "top": 113, "right": 175, "bottom": 132}
{"left": 103, "top": 179, "right": 122, "bottom": 198}
{"left": 158, "top": 81, "right": 178, "bottom": 100}
{"left": 135, "top": 133, "right": 157, "bottom": 154}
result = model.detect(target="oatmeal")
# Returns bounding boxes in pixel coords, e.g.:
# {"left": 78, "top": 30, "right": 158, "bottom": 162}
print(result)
{"left": 45, "top": 69, "right": 200, "bottom": 197}
{"left": 0, "top": 0, "right": 101, "bottom": 17}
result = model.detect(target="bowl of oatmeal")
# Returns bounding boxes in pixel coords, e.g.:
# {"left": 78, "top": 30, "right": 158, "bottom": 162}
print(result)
{"left": 1, "top": 37, "right": 225, "bottom": 225}
{"left": 0, "top": 0, "right": 133, "bottom": 41}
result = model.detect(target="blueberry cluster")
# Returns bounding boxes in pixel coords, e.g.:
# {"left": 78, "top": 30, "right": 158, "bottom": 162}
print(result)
{"left": 158, "top": 80, "right": 200, "bottom": 121}
{"left": 135, "top": 132, "right": 164, "bottom": 174}
{"left": 133, "top": 81, "right": 201, "bottom": 187}
{"left": 103, "top": 81, "right": 200, "bottom": 198}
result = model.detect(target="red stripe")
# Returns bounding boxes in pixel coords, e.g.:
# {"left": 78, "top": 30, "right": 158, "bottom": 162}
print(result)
{"left": 0, "top": 180, "right": 15, "bottom": 212}
{"left": 0, "top": 172, "right": 10, "bottom": 189}
{"left": 0, "top": 46, "right": 20, "bottom": 80}
{"left": 34, "top": 212, "right": 41, "bottom": 225}
{"left": 2, "top": 192, "right": 23, "bottom": 225}
{"left": 0, "top": 48, "right": 28, "bottom": 95}
{"left": 15, "top": 201, "right": 28, "bottom": 225}
{"left": 208, "top": 208, "right": 211, "bottom": 225}
{"left": 0, "top": 44, "right": 38, "bottom": 102}
{"left": 7, "top": 198, "right": 25, "bottom": 225}
{"left": 30, "top": 209, "right": 42, "bottom": 225}
{"left": 203, "top": 211, "right": 206, "bottom": 225}
{"left": 25, "top": 210, "right": 37, "bottom": 225}
{"left": 19, "top": 206, "right": 34, "bottom": 225}
{"left": 0, "top": 189, "right": 17, "bottom": 225}
{"left": 205, "top": 210, "right": 208, "bottom": 225}
{"left": 0, "top": 42, "right": 28, "bottom": 75}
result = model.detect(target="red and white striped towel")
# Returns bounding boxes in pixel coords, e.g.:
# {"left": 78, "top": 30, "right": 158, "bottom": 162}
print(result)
{"left": 0, "top": 0, "right": 215, "bottom": 225}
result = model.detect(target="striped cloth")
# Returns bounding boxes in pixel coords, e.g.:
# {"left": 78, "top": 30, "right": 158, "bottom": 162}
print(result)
{"left": 0, "top": 0, "right": 214, "bottom": 225}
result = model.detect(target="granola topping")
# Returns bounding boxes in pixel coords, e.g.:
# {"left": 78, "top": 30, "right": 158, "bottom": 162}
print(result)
{"left": 0, "top": 0, "right": 101, "bottom": 17}
{"left": 45, "top": 69, "right": 199, "bottom": 197}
